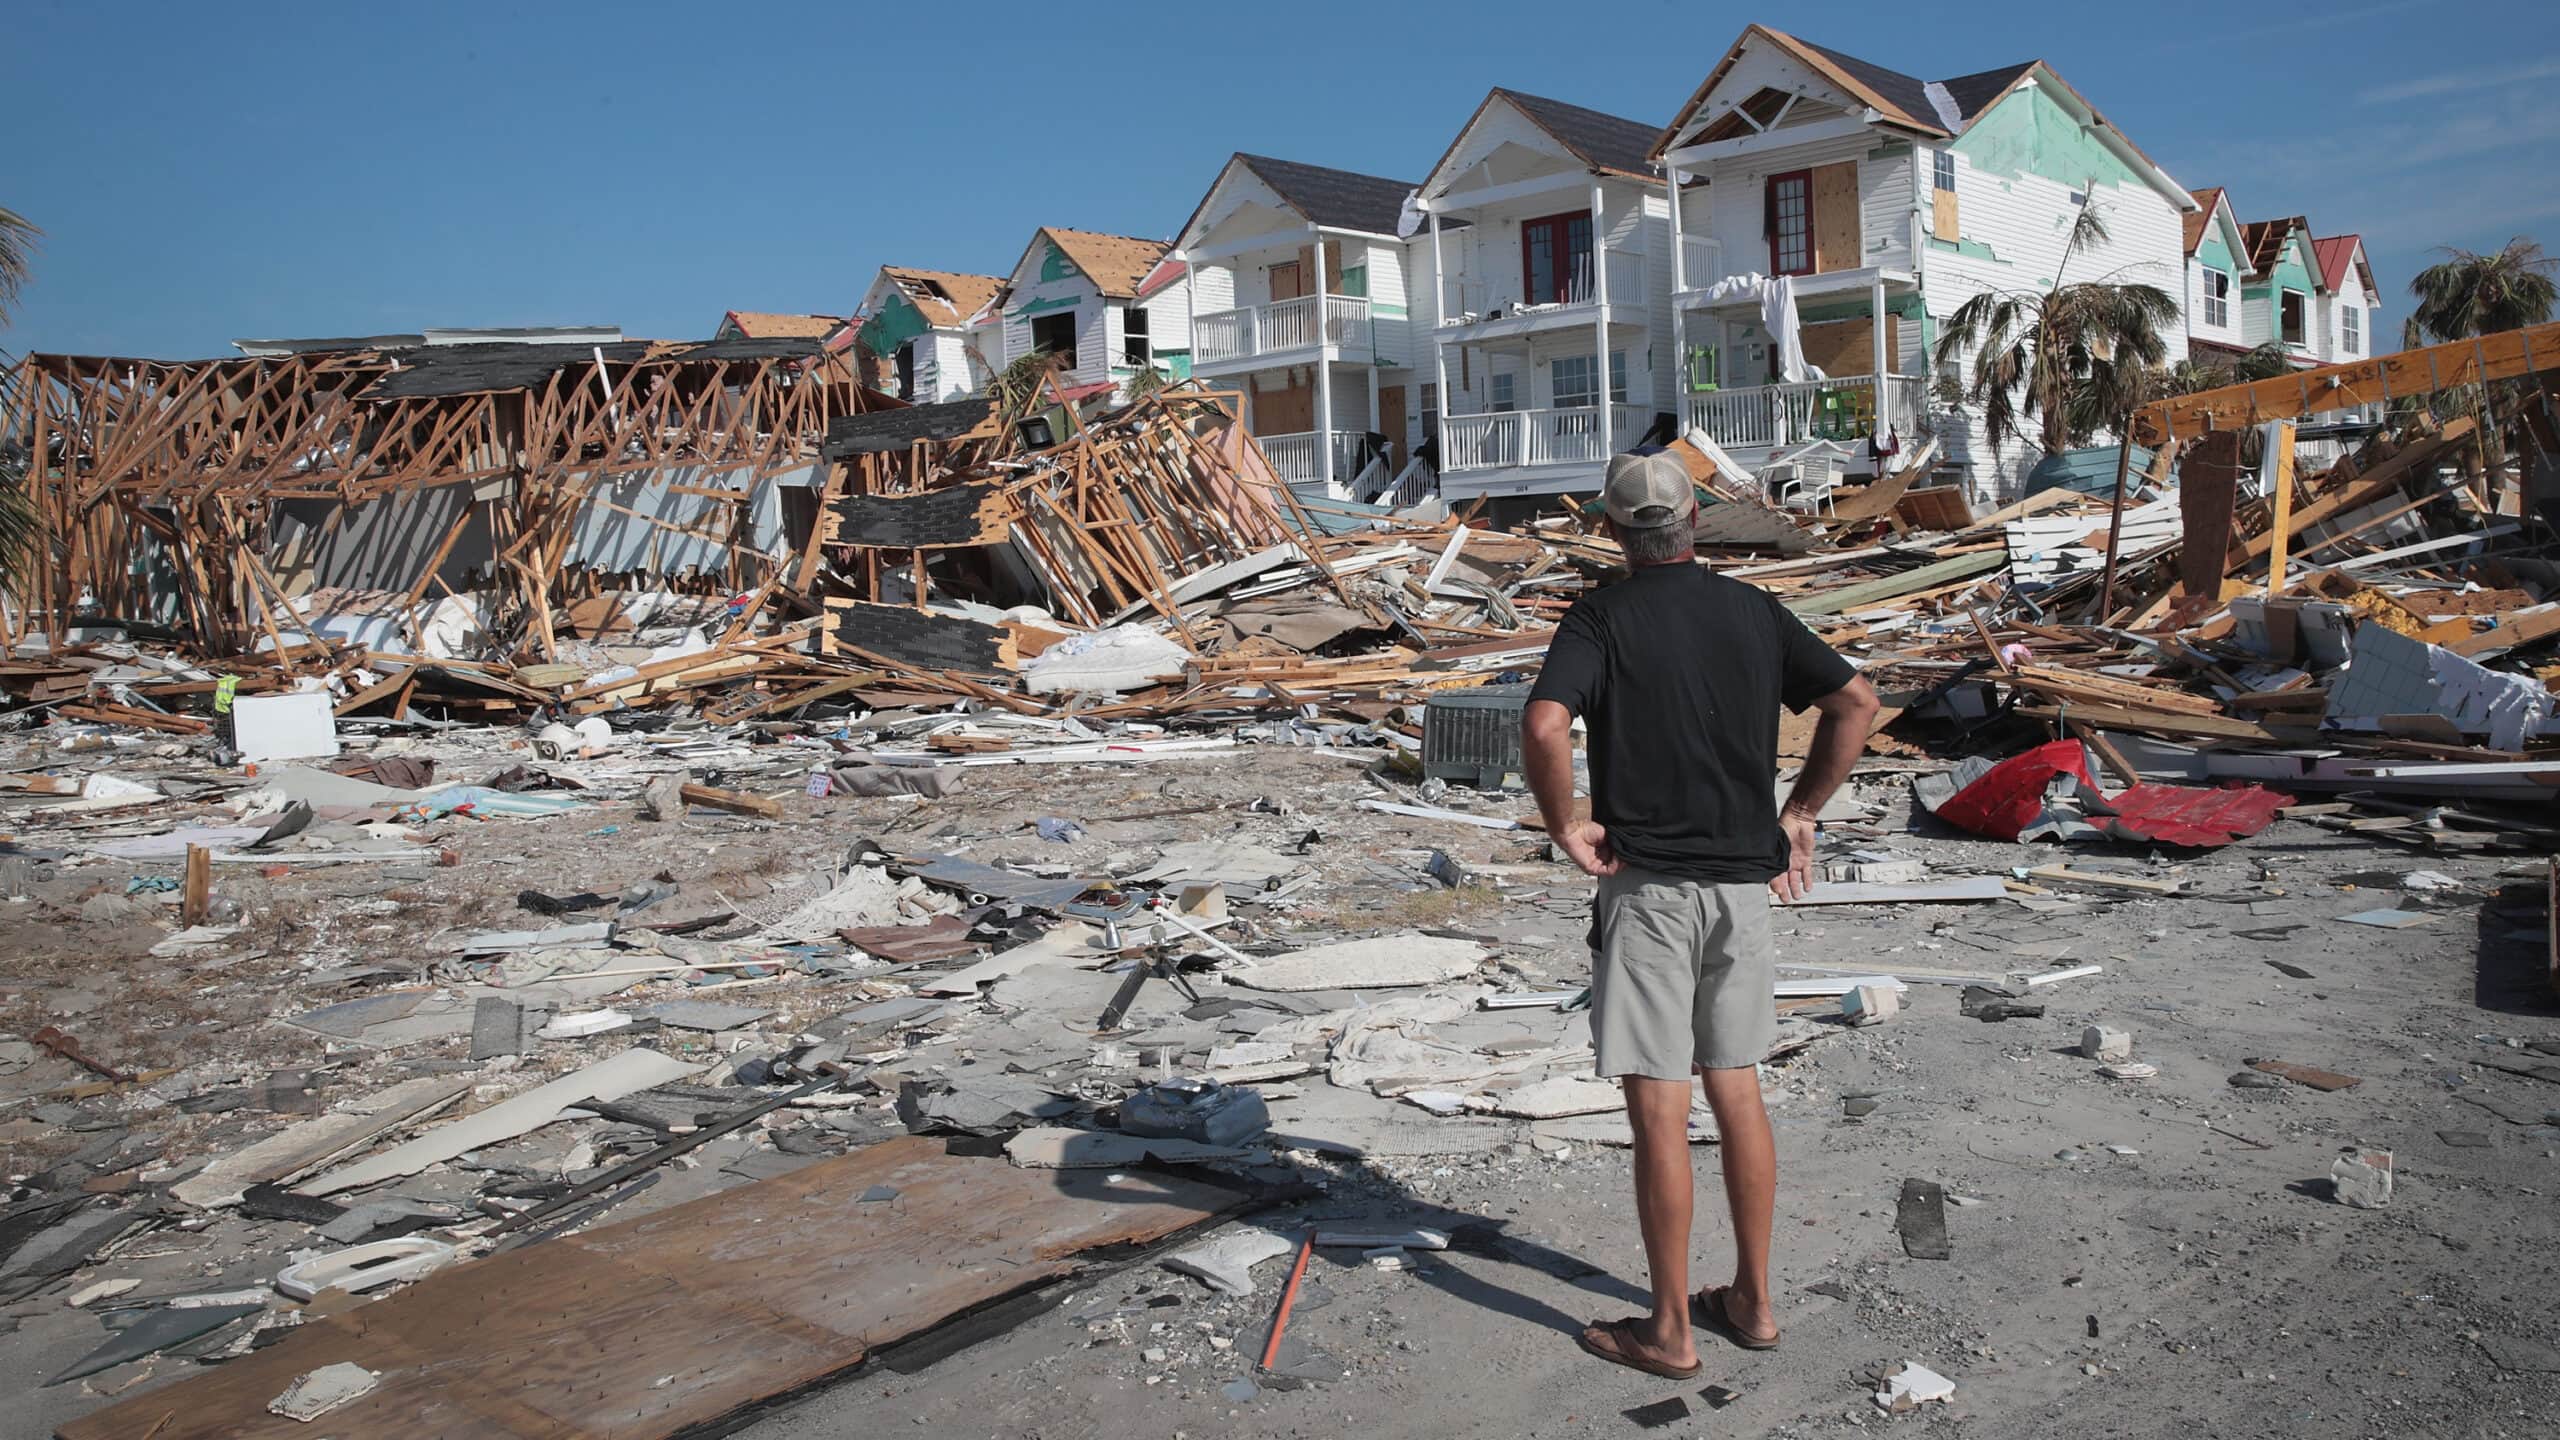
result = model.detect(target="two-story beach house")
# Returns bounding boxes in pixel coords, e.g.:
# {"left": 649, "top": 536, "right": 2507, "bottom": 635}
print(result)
{"left": 1173, "top": 154, "right": 1428, "bottom": 498}
{"left": 1649, "top": 26, "right": 2199, "bottom": 500}
{"left": 1413, "top": 89, "right": 1674, "bottom": 503}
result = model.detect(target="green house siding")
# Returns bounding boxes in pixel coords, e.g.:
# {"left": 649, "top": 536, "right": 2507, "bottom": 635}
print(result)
{"left": 1038, "top": 243, "right": 1079, "bottom": 285}
{"left": 2195, "top": 230, "right": 2239, "bottom": 282}
{"left": 1950, "top": 82, "right": 2144, "bottom": 194}
{"left": 857, "top": 294, "right": 932, "bottom": 363}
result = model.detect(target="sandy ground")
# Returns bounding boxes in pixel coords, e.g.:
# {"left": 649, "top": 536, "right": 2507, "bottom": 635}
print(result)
{"left": 3, "top": 741, "right": 2557, "bottom": 1439}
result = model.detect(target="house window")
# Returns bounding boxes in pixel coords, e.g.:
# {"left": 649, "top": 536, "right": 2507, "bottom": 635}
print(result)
{"left": 1932, "top": 151, "right": 1955, "bottom": 194}
{"left": 1767, "top": 170, "right": 1812, "bottom": 275}
{"left": 1336, "top": 264, "right": 1368, "bottom": 299}
{"left": 1609, "top": 350, "right": 1628, "bottom": 404}
{"left": 1489, "top": 372, "right": 1516, "bottom": 412}
{"left": 1123, "top": 306, "right": 1152, "bottom": 368}
{"left": 2200, "top": 268, "right": 2231, "bottom": 329}
{"left": 1521, "top": 212, "right": 1594, "bottom": 305}
{"left": 2281, "top": 289, "right": 2308, "bottom": 347}
{"left": 1030, "top": 311, "right": 1077, "bottom": 370}
{"left": 1551, "top": 354, "right": 1598, "bottom": 410}
{"left": 895, "top": 340, "right": 918, "bottom": 400}
{"left": 2341, "top": 304, "right": 2361, "bottom": 354}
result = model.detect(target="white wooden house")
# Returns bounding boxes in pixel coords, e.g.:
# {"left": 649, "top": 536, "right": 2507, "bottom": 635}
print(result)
{"left": 2312, "top": 234, "right": 2379, "bottom": 365}
{"left": 1651, "top": 26, "right": 2200, "bottom": 500}
{"left": 1413, "top": 89, "right": 1674, "bottom": 501}
{"left": 2238, "top": 216, "right": 2328, "bottom": 364}
{"left": 2181, "top": 187, "right": 2258, "bottom": 369}
{"left": 994, "top": 227, "right": 1190, "bottom": 398}
{"left": 850, "top": 267, "right": 1005, "bottom": 402}
{"left": 1174, "top": 154, "right": 1425, "bottom": 497}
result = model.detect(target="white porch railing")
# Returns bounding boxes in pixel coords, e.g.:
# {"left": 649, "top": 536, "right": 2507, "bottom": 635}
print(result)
{"left": 1440, "top": 404, "right": 1649, "bottom": 472}
{"left": 1258, "top": 429, "right": 1370, "bottom": 487}
{"left": 1678, "top": 235, "right": 1725, "bottom": 292}
{"left": 1437, "top": 249, "right": 1647, "bottom": 324}
{"left": 1193, "top": 295, "right": 1373, "bottom": 366}
{"left": 1682, "top": 374, "right": 1925, "bottom": 452}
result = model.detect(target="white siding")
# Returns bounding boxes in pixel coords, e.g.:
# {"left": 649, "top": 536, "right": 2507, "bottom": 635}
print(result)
{"left": 1698, "top": 130, "right": 1913, "bottom": 279}
{"left": 1918, "top": 104, "right": 2187, "bottom": 502}
{"left": 2188, "top": 255, "right": 2246, "bottom": 353}
{"left": 1642, "top": 192, "right": 1675, "bottom": 413}
{"left": 1189, "top": 262, "right": 1236, "bottom": 315}
{"left": 1365, "top": 239, "right": 1413, "bottom": 369}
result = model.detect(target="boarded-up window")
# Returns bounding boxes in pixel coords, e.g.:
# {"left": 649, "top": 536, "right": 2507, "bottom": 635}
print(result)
{"left": 1930, "top": 151, "right": 1959, "bottom": 244}
{"left": 1811, "top": 161, "right": 1860, "bottom": 273}
{"left": 1798, "top": 313, "right": 1902, "bottom": 379}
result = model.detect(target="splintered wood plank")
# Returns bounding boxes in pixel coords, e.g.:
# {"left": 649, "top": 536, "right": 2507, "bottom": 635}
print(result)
{"left": 59, "top": 1137, "right": 1249, "bottom": 1440}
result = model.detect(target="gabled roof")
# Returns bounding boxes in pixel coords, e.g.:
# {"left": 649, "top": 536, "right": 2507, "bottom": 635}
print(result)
{"left": 1495, "top": 89, "right": 1662, "bottom": 179}
{"left": 1234, "top": 154, "right": 1415, "bottom": 235}
{"left": 2241, "top": 217, "right": 2311, "bottom": 277}
{"left": 1420, "top": 87, "right": 1663, "bottom": 199}
{"left": 2182, "top": 187, "right": 2226, "bottom": 257}
{"left": 721, "top": 311, "right": 841, "bottom": 340}
{"left": 1015, "top": 227, "right": 1173, "bottom": 299}
{"left": 877, "top": 267, "right": 1003, "bottom": 329}
{"left": 1648, "top": 28, "right": 2182, "bottom": 219}
{"left": 2312, "top": 235, "right": 2369, "bottom": 294}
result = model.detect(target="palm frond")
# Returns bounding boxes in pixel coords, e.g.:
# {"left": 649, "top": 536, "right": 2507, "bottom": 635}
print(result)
{"left": 0, "top": 207, "right": 38, "bottom": 327}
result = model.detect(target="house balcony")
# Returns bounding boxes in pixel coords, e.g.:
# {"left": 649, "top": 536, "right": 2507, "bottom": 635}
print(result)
{"left": 1684, "top": 373, "right": 1925, "bottom": 457}
{"left": 1435, "top": 250, "right": 1647, "bottom": 344}
{"left": 1440, "top": 403, "right": 1651, "bottom": 475}
{"left": 1676, "top": 235, "right": 1727, "bottom": 294}
{"left": 1256, "top": 429, "right": 1371, "bottom": 489}
{"left": 1678, "top": 263, "right": 1915, "bottom": 309}
{"left": 1191, "top": 295, "right": 1374, "bottom": 377}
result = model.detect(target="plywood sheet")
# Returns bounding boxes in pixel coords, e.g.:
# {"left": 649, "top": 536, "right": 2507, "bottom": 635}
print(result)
{"left": 1811, "top": 161, "right": 1861, "bottom": 274}
{"left": 58, "top": 1138, "right": 1248, "bottom": 1440}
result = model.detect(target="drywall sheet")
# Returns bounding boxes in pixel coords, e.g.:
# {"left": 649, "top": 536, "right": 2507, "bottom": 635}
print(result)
{"left": 59, "top": 1137, "right": 1249, "bottom": 1440}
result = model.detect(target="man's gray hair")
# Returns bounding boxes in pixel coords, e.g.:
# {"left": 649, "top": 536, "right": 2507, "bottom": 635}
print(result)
{"left": 1619, "top": 517, "right": 1693, "bottom": 565}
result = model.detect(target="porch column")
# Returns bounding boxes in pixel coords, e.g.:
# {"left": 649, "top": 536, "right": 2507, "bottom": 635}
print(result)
{"left": 1589, "top": 180, "right": 1611, "bottom": 449}
{"left": 1429, "top": 207, "right": 1450, "bottom": 468}
{"left": 1314, "top": 227, "right": 1334, "bottom": 493}
{"left": 1869, "top": 272, "right": 1890, "bottom": 447}
{"left": 1179, "top": 248, "right": 1196, "bottom": 390}
{"left": 1667, "top": 165, "right": 1689, "bottom": 444}
{"left": 1367, "top": 366, "right": 1382, "bottom": 486}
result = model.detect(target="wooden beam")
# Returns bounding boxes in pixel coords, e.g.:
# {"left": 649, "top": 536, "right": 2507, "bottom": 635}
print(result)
{"left": 2133, "top": 320, "right": 2560, "bottom": 446}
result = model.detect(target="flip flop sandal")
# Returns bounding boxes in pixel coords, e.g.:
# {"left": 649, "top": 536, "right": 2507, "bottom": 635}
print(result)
{"left": 1691, "top": 1286, "right": 1781, "bottom": 1350}
{"left": 1574, "top": 1317, "right": 1704, "bottom": 1379}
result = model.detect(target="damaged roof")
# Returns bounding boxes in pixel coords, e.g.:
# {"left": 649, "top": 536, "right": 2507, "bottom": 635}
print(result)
{"left": 1028, "top": 228, "right": 1174, "bottom": 299}
{"left": 880, "top": 268, "right": 1005, "bottom": 328}
{"left": 822, "top": 397, "right": 995, "bottom": 458}
{"left": 367, "top": 337, "right": 822, "bottom": 400}
{"left": 2241, "top": 217, "right": 2311, "bottom": 277}
{"left": 721, "top": 312, "right": 844, "bottom": 340}
{"left": 2183, "top": 187, "right": 2227, "bottom": 257}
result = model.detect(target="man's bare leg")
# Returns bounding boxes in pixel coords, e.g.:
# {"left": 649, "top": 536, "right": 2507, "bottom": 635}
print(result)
{"left": 1696, "top": 1063, "right": 1779, "bottom": 1340}
{"left": 1609, "top": 1075, "right": 1703, "bottom": 1368}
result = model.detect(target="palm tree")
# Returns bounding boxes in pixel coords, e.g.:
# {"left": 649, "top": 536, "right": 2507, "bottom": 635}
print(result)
{"left": 1931, "top": 204, "right": 2181, "bottom": 457}
{"left": 2407, "top": 239, "right": 2558, "bottom": 344}
{"left": 2232, "top": 342, "right": 2296, "bottom": 382}
{"left": 2404, "top": 239, "right": 2557, "bottom": 473}
{"left": 0, "top": 206, "right": 42, "bottom": 595}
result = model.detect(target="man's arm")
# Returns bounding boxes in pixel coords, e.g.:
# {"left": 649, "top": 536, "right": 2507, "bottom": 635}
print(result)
{"left": 1771, "top": 674, "right": 1881, "bottom": 901}
{"left": 1524, "top": 698, "right": 1618, "bottom": 878}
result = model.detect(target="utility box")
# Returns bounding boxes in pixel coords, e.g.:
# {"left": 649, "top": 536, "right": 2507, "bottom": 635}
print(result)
{"left": 1422, "top": 683, "right": 1534, "bottom": 788}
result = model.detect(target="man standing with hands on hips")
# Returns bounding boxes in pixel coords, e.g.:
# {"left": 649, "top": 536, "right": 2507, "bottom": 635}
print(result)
{"left": 1523, "top": 450, "right": 1880, "bottom": 1379}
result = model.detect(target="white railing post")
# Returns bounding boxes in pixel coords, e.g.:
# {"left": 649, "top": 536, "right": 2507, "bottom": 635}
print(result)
{"left": 1429, "top": 205, "right": 1450, "bottom": 469}
{"left": 1313, "top": 230, "right": 1332, "bottom": 494}
{"left": 1668, "top": 166, "right": 1688, "bottom": 419}
{"left": 1589, "top": 180, "right": 1611, "bottom": 458}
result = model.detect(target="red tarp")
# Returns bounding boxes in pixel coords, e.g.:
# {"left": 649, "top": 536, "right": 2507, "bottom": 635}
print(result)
{"left": 1931, "top": 740, "right": 2290, "bottom": 848}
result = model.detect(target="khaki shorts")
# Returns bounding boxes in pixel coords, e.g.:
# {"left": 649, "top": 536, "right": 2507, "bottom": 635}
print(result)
{"left": 1588, "top": 866, "right": 1776, "bottom": 1078}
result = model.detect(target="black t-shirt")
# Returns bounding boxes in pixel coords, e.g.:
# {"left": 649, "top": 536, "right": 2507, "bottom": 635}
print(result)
{"left": 1528, "top": 562, "right": 1858, "bottom": 882}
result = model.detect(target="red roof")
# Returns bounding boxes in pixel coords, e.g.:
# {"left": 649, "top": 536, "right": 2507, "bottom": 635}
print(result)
{"left": 1133, "top": 257, "right": 1188, "bottom": 301}
{"left": 2312, "top": 235, "right": 2364, "bottom": 294}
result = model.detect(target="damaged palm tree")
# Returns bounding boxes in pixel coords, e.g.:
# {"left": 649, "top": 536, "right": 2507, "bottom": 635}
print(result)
{"left": 1932, "top": 204, "right": 2179, "bottom": 459}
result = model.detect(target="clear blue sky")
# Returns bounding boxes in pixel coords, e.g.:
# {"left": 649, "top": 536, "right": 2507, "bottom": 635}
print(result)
{"left": 6, "top": 0, "right": 2551, "bottom": 359}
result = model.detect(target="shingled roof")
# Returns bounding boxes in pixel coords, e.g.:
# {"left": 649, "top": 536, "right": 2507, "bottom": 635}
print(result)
{"left": 1494, "top": 88, "right": 1662, "bottom": 179}
{"left": 1235, "top": 154, "right": 1415, "bottom": 235}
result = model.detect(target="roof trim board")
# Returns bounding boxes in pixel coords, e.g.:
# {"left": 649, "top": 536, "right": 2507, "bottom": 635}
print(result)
{"left": 1417, "top": 87, "right": 1664, "bottom": 201}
